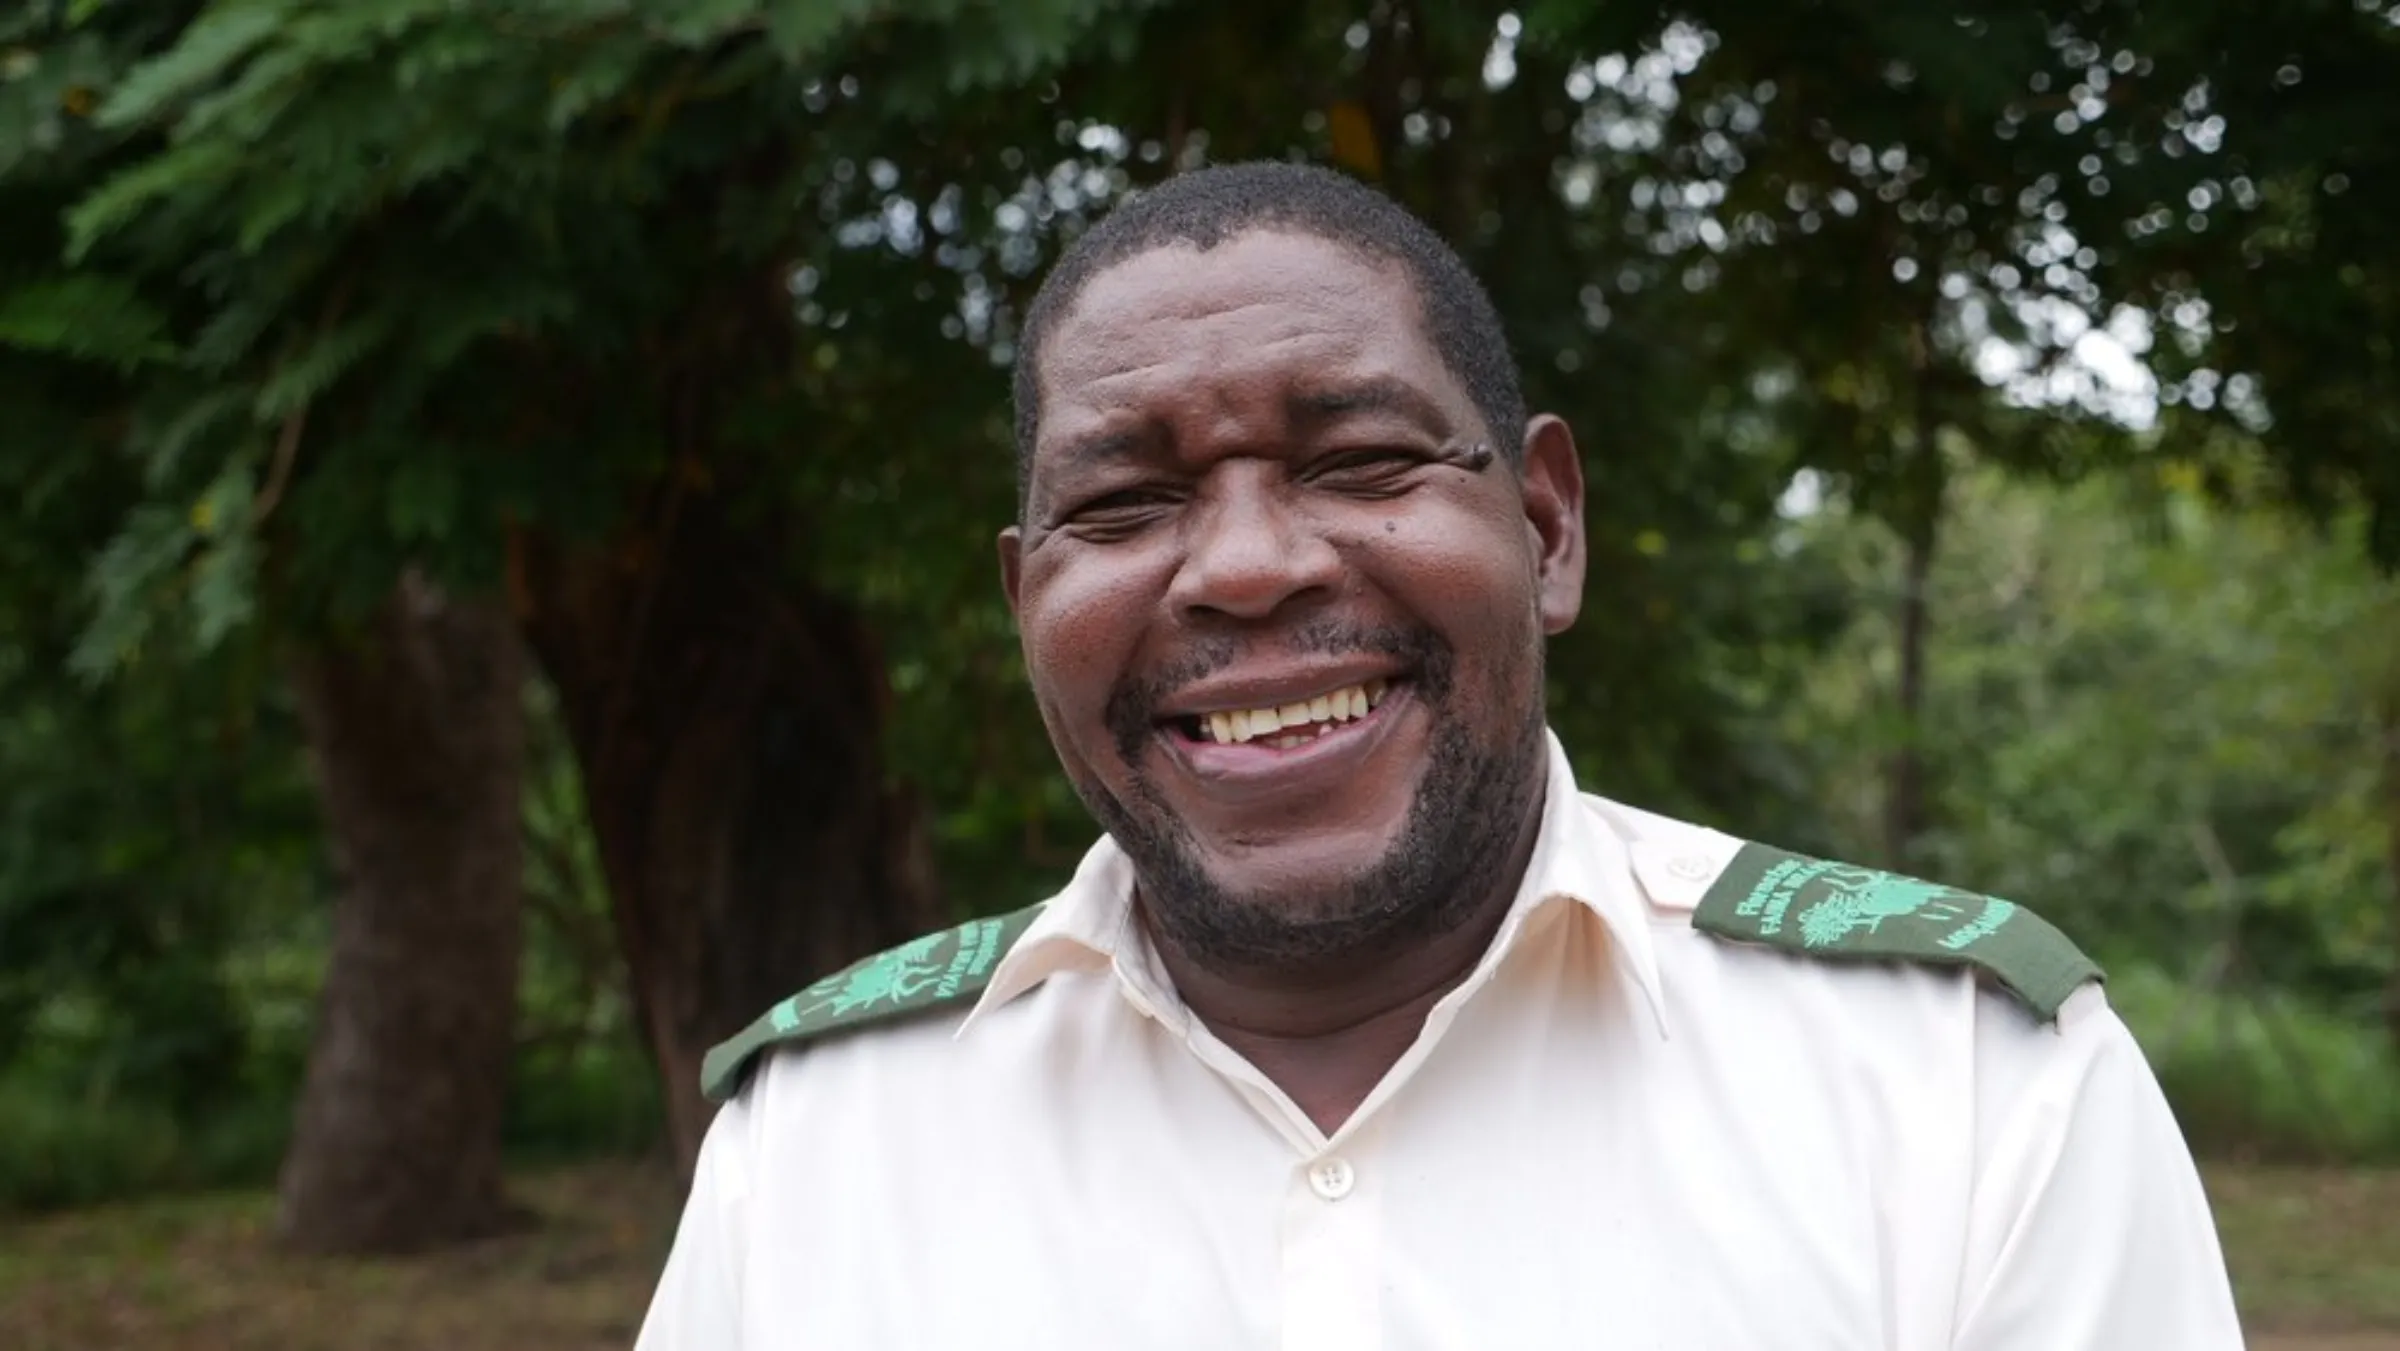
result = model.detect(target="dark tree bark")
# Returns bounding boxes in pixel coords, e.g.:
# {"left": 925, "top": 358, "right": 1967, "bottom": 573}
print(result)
{"left": 1883, "top": 324, "right": 1947, "bottom": 872}
{"left": 2379, "top": 686, "right": 2400, "bottom": 1055}
{"left": 515, "top": 494, "right": 939, "bottom": 1174}
{"left": 1883, "top": 507, "right": 1938, "bottom": 871}
{"left": 278, "top": 574, "right": 526, "bottom": 1254}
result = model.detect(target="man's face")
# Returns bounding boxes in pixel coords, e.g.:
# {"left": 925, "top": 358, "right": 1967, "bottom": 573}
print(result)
{"left": 1000, "top": 229, "right": 1587, "bottom": 967}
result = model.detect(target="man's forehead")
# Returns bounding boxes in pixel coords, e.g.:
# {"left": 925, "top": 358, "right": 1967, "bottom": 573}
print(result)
{"left": 1034, "top": 231, "right": 1444, "bottom": 419}
{"left": 1048, "top": 229, "right": 1419, "bottom": 359}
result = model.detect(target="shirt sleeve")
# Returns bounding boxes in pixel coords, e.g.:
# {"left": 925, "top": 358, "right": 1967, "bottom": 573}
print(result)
{"left": 635, "top": 1092, "right": 754, "bottom": 1351}
{"left": 1951, "top": 984, "right": 2246, "bottom": 1349}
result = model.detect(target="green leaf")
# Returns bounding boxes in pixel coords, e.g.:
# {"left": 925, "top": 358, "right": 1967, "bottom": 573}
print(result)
{"left": 543, "top": 33, "right": 648, "bottom": 129}
{"left": 385, "top": 455, "right": 458, "bottom": 543}
{"left": 186, "top": 461, "right": 254, "bottom": 539}
{"left": 141, "top": 387, "right": 250, "bottom": 489}
{"left": 235, "top": 169, "right": 315, "bottom": 252}
{"left": 93, "top": 1, "right": 283, "bottom": 127}
{"left": 188, "top": 531, "right": 259, "bottom": 647}
{"left": 648, "top": 0, "right": 774, "bottom": 47}
{"left": 760, "top": 0, "right": 877, "bottom": 60}
{"left": 252, "top": 314, "right": 391, "bottom": 422}
{"left": 71, "top": 504, "right": 195, "bottom": 681}
{"left": 0, "top": 274, "right": 177, "bottom": 368}
{"left": 65, "top": 136, "right": 244, "bottom": 257}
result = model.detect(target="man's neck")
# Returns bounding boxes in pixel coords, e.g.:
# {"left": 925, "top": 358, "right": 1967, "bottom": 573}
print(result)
{"left": 1145, "top": 800, "right": 1547, "bottom": 1136}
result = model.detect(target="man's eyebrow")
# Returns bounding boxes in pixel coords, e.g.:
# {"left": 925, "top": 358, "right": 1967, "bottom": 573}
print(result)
{"left": 1049, "top": 423, "right": 1158, "bottom": 473}
{"left": 1284, "top": 377, "right": 1450, "bottom": 432}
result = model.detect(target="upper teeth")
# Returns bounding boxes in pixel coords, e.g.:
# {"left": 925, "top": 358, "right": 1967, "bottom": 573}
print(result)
{"left": 1201, "top": 680, "right": 1390, "bottom": 744}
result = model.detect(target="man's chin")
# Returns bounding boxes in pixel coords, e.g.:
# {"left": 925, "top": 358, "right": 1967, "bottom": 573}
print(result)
{"left": 1183, "top": 823, "right": 1413, "bottom": 894}
{"left": 1129, "top": 831, "right": 1448, "bottom": 965}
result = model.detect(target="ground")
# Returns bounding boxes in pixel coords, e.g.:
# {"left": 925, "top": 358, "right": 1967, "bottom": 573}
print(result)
{"left": 2213, "top": 1166, "right": 2400, "bottom": 1351}
{"left": 0, "top": 1166, "right": 674, "bottom": 1351}
{"left": 0, "top": 1161, "right": 2393, "bottom": 1347}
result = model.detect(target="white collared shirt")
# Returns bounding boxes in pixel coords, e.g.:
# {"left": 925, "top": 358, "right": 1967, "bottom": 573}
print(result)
{"left": 637, "top": 732, "right": 2244, "bottom": 1349}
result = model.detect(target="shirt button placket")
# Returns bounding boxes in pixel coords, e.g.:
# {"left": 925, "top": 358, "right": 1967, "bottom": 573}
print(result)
{"left": 1283, "top": 1149, "right": 1380, "bottom": 1351}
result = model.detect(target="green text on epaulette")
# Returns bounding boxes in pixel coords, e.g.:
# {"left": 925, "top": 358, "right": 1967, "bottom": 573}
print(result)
{"left": 700, "top": 903, "right": 1047, "bottom": 1102}
{"left": 1690, "top": 843, "right": 2101, "bottom": 1021}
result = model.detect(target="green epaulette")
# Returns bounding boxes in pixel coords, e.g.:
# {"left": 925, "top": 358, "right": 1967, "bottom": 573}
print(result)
{"left": 700, "top": 845, "right": 2100, "bottom": 1102}
{"left": 1689, "top": 842, "right": 2101, "bottom": 1021}
{"left": 700, "top": 903, "right": 1047, "bottom": 1103}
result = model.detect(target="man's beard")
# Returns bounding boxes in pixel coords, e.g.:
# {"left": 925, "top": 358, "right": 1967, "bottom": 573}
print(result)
{"left": 1075, "top": 620, "right": 1550, "bottom": 972}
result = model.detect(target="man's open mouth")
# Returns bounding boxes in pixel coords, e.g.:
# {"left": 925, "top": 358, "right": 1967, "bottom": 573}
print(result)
{"left": 1168, "top": 679, "right": 1396, "bottom": 751}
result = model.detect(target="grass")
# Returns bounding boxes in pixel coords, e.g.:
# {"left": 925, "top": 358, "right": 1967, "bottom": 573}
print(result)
{"left": 2209, "top": 1165, "right": 2400, "bottom": 1334}
{"left": 0, "top": 1084, "right": 294, "bottom": 1213}
{"left": 0, "top": 1163, "right": 678, "bottom": 1351}
{"left": 2110, "top": 964, "right": 2400, "bottom": 1165}
{"left": 0, "top": 1047, "right": 662, "bottom": 1214}
{"left": 0, "top": 1159, "right": 2393, "bottom": 1348}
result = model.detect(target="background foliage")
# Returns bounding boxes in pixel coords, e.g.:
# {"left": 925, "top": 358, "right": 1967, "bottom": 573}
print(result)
{"left": 0, "top": 0, "right": 2393, "bottom": 1218}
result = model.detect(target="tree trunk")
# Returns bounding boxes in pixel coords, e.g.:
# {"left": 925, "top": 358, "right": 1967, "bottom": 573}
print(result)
{"left": 515, "top": 495, "right": 939, "bottom": 1175}
{"left": 2379, "top": 683, "right": 2400, "bottom": 1055}
{"left": 278, "top": 573, "right": 526, "bottom": 1255}
{"left": 1884, "top": 509, "right": 1938, "bottom": 871}
{"left": 1884, "top": 324, "right": 1946, "bottom": 872}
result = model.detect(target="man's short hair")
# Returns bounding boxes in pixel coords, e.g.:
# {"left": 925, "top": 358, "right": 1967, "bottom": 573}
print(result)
{"left": 1010, "top": 161, "right": 1526, "bottom": 501}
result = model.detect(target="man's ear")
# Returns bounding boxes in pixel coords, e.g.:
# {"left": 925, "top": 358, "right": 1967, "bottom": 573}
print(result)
{"left": 1519, "top": 414, "right": 1587, "bottom": 636}
{"left": 998, "top": 525, "right": 1025, "bottom": 615}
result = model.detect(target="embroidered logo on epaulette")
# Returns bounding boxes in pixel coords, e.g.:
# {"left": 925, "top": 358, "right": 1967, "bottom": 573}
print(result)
{"left": 773, "top": 933, "right": 948, "bottom": 1030}
{"left": 767, "top": 917, "right": 1018, "bottom": 1033}
{"left": 701, "top": 904, "right": 1045, "bottom": 1103}
{"left": 1692, "top": 844, "right": 2099, "bottom": 1021}
{"left": 1779, "top": 865, "right": 1997, "bottom": 949}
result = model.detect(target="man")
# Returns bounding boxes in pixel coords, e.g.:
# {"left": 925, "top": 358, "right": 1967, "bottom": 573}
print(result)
{"left": 637, "top": 161, "right": 2243, "bottom": 1348}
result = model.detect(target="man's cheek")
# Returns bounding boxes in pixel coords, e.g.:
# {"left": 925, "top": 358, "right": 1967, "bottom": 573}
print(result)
{"left": 1031, "top": 678, "right": 1121, "bottom": 791}
{"left": 1024, "top": 602, "right": 1128, "bottom": 706}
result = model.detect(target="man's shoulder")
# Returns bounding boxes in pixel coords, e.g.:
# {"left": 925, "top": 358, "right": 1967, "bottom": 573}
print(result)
{"left": 699, "top": 903, "right": 1047, "bottom": 1103}
{"left": 1582, "top": 794, "right": 2102, "bottom": 1024}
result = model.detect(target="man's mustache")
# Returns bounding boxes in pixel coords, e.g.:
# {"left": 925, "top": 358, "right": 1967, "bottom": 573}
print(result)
{"left": 1103, "top": 620, "right": 1455, "bottom": 762}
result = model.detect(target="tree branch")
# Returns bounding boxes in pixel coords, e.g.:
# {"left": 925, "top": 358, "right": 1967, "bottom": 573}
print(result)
{"left": 253, "top": 271, "right": 358, "bottom": 529}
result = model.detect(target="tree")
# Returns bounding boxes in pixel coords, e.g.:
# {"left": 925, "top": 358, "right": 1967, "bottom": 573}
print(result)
{"left": 2, "top": 0, "right": 1166, "bottom": 1187}
{"left": 1807, "top": 462, "right": 2395, "bottom": 1024}
{"left": 274, "top": 579, "right": 527, "bottom": 1252}
{"left": 8, "top": 0, "right": 2398, "bottom": 1206}
{"left": 0, "top": 372, "right": 319, "bottom": 1139}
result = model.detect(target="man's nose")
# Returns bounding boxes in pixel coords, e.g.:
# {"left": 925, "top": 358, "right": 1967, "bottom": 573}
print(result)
{"left": 1166, "top": 474, "right": 1343, "bottom": 622}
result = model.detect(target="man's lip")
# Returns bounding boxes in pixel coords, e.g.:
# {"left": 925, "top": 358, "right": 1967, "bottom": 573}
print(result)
{"left": 1157, "top": 683, "right": 1416, "bottom": 791}
{"left": 1153, "top": 663, "right": 1410, "bottom": 720}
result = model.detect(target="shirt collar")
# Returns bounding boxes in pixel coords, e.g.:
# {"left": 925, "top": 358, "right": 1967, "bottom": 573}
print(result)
{"left": 1495, "top": 728, "right": 1673, "bottom": 1038}
{"left": 959, "top": 727, "right": 1671, "bottom": 1040}
{"left": 954, "top": 834, "right": 1132, "bottom": 1035}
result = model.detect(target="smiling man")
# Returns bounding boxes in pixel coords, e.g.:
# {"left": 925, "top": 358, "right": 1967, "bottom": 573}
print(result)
{"left": 636, "top": 162, "right": 2243, "bottom": 1349}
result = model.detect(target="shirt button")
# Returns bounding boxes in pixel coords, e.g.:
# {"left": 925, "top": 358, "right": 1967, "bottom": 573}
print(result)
{"left": 1307, "top": 1156, "right": 1356, "bottom": 1201}
{"left": 1667, "top": 854, "right": 1715, "bottom": 882}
